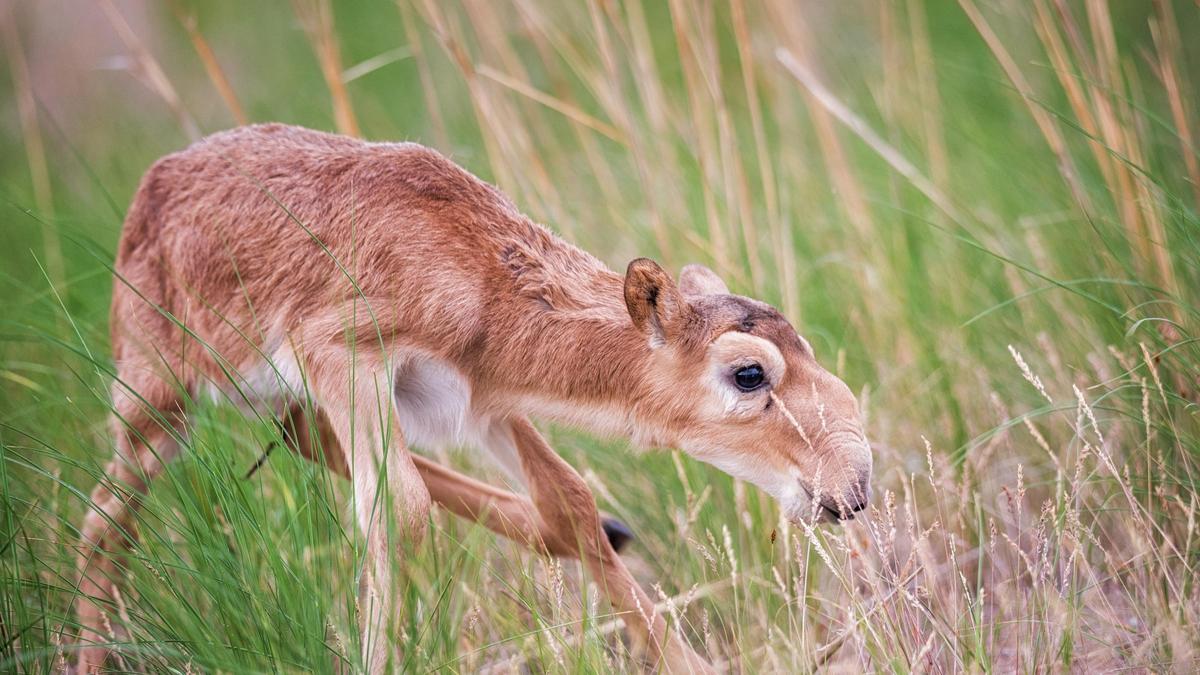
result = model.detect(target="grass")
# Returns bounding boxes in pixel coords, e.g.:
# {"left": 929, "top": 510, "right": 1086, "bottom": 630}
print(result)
{"left": 1, "top": 0, "right": 1198, "bottom": 671}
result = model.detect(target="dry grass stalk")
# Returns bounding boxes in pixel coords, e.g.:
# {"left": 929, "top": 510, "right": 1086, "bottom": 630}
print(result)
{"left": 767, "top": 4, "right": 875, "bottom": 248}
{"left": 1070, "top": 2, "right": 1145, "bottom": 252}
{"left": 1036, "top": 0, "right": 1182, "bottom": 313}
{"left": 413, "top": 1, "right": 525, "bottom": 214}
{"left": 730, "top": 0, "right": 790, "bottom": 309}
{"left": 474, "top": 65, "right": 625, "bottom": 144}
{"left": 396, "top": 0, "right": 449, "bottom": 149}
{"left": 776, "top": 48, "right": 965, "bottom": 229}
{"left": 97, "top": 0, "right": 201, "bottom": 142}
{"left": 620, "top": 0, "right": 682, "bottom": 259}
{"left": 668, "top": 0, "right": 762, "bottom": 295}
{"left": 409, "top": 0, "right": 514, "bottom": 198}
{"left": 1093, "top": 3, "right": 1178, "bottom": 318}
{"left": 957, "top": 0, "right": 1091, "bottom": 216}
{"left": 291, "top": 0, "right": 360, "bottom": 137}
{"left": 906, "top": 0, "right": 949, "bottom": 193}
{"left": 1, "top": 4, "right": 65, "bottom": 293}
{"left": 1031, "top": 0, "right": 1118, "bottom": 199}
{"left": 666, "top": 0, "right": 734, "bottom": 282}
{"left": 454, "top": 0, "right": 564, "bottom": 222}
{"left": 342, "top": 46, "right": 412, "bottom": 83}
{"left": 1150, "top": 0, "right": 1200, "bottom": 212}
{"left": 170, "top": 1, "right": 248, "bottom": 126}
{"left": 532, "top": 7, "right": 627, "bottom": 235}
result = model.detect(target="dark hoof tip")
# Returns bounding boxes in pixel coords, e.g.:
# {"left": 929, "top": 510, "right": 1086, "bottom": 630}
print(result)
{"left": 601, "top": 517, "right": 635, "bottom": 553}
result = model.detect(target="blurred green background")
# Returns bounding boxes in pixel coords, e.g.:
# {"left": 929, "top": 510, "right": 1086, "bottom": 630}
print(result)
{"left": 1, "top": 0, "right": 1198, "bottom": 671}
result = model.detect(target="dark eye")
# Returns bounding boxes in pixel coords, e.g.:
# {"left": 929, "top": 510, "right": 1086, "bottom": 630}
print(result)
{"left": 733, "top": 364, "right": 765, "bottom": 391}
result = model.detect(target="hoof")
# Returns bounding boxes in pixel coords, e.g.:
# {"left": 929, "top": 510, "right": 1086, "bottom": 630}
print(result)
{"left": 601, "top": 517, "right": 635, "bottom": 553}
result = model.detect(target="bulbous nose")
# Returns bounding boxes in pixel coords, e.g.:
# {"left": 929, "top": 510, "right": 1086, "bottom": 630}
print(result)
{"left": 842, "top": 482, "right": 871, "bottom": 519}
{"left": 822, "top": 464, "right": 871, "bottom": 520}
{"left": 851, "top": 465, "right": 872, "bottom": 509}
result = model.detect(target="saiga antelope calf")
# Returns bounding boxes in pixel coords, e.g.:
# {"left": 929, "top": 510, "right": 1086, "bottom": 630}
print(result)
{"left": 76, "top": 124, "right": 872, "bottom": 672}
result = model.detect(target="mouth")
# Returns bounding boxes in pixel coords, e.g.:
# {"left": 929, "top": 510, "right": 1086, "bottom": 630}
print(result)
{"left": 820, "top": 504, "right": 846, "bottom": 523}
{"left": 815, "top": 503, "right": 860, "bottom": 524}
{"left": 786, "top": 505, "right": 841, "bottom": 527}
{"left": 816, "top": 502, "right": 864, "bottom": 523}
{"left": 787, "top": 487, "right": 863, "bottom": 526}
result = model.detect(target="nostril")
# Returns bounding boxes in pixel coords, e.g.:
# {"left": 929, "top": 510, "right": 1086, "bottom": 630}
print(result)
{"left": 836, "top": 489, "right": 870, "bottom": 518}
{"left": 853, "top": 474, "right": 872, "bottom": 511}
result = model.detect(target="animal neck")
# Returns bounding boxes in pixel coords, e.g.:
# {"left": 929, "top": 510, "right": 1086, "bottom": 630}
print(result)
{"left": 490, "top": 277, "right": 669, "bottom": 445}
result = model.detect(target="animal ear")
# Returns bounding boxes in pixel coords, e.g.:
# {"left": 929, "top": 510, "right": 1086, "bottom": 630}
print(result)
{"left": 624, "top": 258, "right": 688, "bottom": 346}
{"left": 678, "top": 263, "right": 729, "bottom": 297}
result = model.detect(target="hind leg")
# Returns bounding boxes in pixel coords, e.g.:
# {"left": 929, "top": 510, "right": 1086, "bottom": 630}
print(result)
{"left": 75, "top": 373, "right": 184, "bottom": 673}
{"left": 297, "top": 348, "right": 431, "bottom": 673}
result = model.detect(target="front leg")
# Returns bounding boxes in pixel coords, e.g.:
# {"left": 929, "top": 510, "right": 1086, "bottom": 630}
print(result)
{"left": 271, "top": 404, "right": 635, "bottom": 555}
{"left": 410, "top": 453, "right": 635, "bottom": 556}
{"left": 302, "top": 348, "right": 431, "bottom": 673}
{"left": 504, "top": 417, "right": 714, "bottom": 673}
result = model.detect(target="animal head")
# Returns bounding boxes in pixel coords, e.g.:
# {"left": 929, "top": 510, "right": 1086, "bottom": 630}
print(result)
{"left": 624, "top": 258, "right": 872, "bottom": 524}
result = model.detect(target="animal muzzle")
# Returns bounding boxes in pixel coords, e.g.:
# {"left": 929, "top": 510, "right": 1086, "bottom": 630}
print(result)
{"left": 818, "top": 479, "right": 871, "bottom": 521}
{"left": 812, "top": 438, "right": 873, "bottom": 522}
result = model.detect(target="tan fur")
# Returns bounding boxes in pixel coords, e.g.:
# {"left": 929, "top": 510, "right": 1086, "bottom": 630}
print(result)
{"left": 76, "top": 124, "right": 871, "bottom": 673}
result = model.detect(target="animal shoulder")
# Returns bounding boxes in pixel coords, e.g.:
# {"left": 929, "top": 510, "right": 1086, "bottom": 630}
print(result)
{"left": 191, "top": 125, "right": 507, "bottom": 208}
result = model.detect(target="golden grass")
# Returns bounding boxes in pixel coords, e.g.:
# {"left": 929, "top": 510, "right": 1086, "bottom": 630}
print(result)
{"left": 96, "top": 0, "right": 200, "bottom": 142}
{"left": 170, "top": 0, "right": 248, "bottom": 127}
{"left": 291, "top": 0, "right": 360, "bottom": 137}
